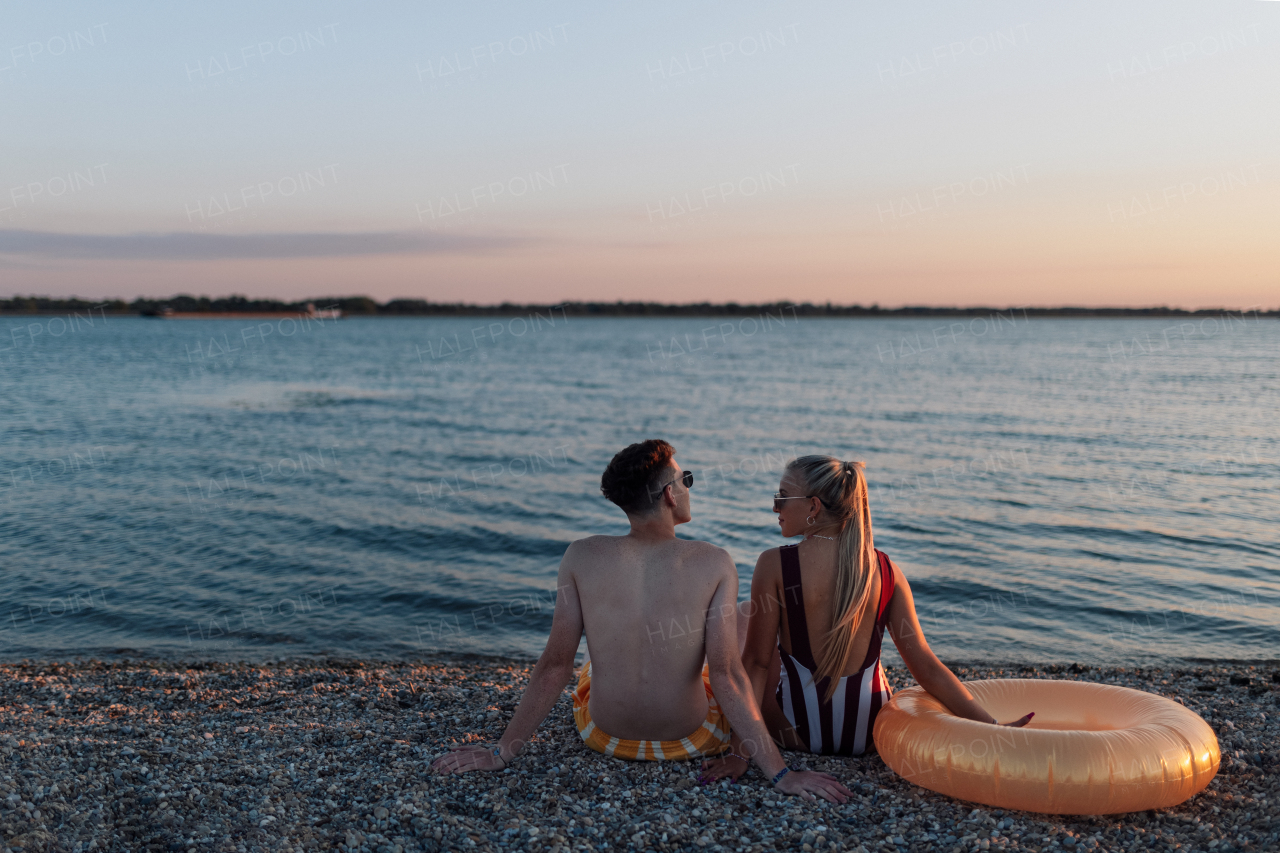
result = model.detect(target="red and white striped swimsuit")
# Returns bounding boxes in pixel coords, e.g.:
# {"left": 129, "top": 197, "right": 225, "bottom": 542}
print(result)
{"left": 776, "top": 544, "right": 896, "bottom": 756}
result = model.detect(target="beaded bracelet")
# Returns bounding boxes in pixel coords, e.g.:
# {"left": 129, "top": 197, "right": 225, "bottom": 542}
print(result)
{"left": 771, "top": 767, "right": 792, "bottom": 786}
{"left": 492, "top": 746, "right": 508, "bottom": 768}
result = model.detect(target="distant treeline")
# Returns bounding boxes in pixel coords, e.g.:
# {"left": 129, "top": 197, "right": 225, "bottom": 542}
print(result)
{"left": 1, "top": 294, "right": 1276, "bottom": 318}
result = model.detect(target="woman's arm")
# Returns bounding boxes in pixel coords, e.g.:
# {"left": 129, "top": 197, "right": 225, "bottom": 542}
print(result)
{"left": 741, "top": 550, "right": 783, "bottom": 707}
{"left": 886, "top": 561, "right": 1031, "bottom": 726}
{"left": 431, "top": 553, "right": 585, "bottom": 773}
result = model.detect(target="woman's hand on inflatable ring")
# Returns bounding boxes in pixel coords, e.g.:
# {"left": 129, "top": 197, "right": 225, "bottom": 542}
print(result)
{"left": 999, "top": 712, "right": 1034, "bottom": 727}
{"left": 698, "top": 752, "right": 749, "bottom": 784}
{"left": 774, "top": 769, "right": 852, "bottom": 804}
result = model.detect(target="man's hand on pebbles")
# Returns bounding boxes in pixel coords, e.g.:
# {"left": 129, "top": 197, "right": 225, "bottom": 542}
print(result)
{"left": 698, "top": 753, "right": 749, "bottom": 784}
{"left": 431, "top": 744, "right": 504, "bottom": 775}
{"left": 775, "top": 769, "right": 852, "bottom": 804}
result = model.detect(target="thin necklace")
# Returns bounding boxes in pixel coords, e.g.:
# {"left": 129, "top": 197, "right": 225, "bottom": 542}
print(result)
{"left": 805, "top": 534, "right": 837, "bottom": 541}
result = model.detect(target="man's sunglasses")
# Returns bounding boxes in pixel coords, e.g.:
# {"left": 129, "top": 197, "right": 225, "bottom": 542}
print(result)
{"left": 657, "top": 471, "right": 694, "bottom": 493}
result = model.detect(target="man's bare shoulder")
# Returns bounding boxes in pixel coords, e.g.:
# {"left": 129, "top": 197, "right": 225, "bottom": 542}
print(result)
{"left": 563, "top": 536, "right": 733, "bottom": 580}
{"left": 566, "top": 535, "right": 727, "bottom": 556}
{"left": 565, "top": 534, "right": 624, "bottom": 551}
{"left": 560, "top": 534, "right": 622, "bottom": 565}
{"left": 675, "top": 536, "right": 733, "bottom": 560}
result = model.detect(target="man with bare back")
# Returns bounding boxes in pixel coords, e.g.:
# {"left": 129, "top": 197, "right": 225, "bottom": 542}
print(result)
{"left": 431, "top": 439, "right": 850, "bottom": 802}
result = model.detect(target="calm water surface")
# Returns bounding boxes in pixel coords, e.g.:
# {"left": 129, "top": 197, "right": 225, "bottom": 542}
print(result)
{"left": 2, "top": 312, "right": 1277, "bottom": 665}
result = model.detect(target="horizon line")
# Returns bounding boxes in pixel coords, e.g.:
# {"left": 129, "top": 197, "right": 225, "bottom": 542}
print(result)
{"left": 2, "top": 294, "right": 1277, "bottom": 317}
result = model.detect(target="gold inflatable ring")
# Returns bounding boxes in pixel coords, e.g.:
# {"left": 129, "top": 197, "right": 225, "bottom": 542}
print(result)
{"left": 874, "top": 679, "right": 1219, "bottom": 814}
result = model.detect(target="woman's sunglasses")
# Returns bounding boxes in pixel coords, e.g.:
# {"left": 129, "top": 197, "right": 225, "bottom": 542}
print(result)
{"left": 773, "top": 492, "right": 825, "bottom": 512}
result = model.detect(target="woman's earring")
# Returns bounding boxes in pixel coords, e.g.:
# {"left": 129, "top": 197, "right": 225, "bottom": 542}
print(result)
{"left": 806, "top": 516, "right": 814, "bottom": 526}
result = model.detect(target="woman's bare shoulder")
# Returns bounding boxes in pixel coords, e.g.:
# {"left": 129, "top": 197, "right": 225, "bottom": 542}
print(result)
{"left": 883, "top": 553, "right": 908, "bottom": 582}
{"left": 882, "top": 554, "right": 912, "bottom": 604}
{"left": 753, "top": 546, "right": 784, "bottom": 576}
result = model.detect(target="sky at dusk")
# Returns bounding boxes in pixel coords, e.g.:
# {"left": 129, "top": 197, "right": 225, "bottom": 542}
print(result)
{"left": 2, "top": 1, "right": 1277, "bottom": 307}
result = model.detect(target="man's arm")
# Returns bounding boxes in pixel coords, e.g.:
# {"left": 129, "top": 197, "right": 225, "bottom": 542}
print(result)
{"left": 699, "top": 551, "right": 782, "bottom": 783}
{"left": 431, "top": 546, "right": 585, "bottom": 774}
{"left": 703, "top": 551, "right": 850, "bottom": 803}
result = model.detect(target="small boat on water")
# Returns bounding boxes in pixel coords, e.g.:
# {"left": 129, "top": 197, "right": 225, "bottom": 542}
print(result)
{"left": 307, "top": 305, "right": 342, "bottom": 320}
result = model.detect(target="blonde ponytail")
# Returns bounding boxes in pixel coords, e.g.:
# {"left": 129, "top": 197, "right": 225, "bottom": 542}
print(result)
{"left": 785, "top": 456, "right": 877, "bottom": 703}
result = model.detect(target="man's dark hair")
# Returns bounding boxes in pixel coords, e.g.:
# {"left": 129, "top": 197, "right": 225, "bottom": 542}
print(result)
{"left": 600, "top": 439, "right": 676, "bottom": 515}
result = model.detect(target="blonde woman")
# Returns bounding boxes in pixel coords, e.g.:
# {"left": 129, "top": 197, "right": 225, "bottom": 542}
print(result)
{"left": 702, "top": 456, "right": 1030, "bottom": 780}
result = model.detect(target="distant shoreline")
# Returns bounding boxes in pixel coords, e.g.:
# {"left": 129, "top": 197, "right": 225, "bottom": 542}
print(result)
{"left": 1, "top": 297, "right": 1276, "bottom": 319}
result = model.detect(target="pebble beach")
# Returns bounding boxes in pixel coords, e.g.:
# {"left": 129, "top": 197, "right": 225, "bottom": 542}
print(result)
{"left": 0, "top": 659, "right": 1275, "bottom": 853}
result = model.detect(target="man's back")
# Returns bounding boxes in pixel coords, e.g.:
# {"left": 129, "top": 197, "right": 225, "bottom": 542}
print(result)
{"left": 567, "top": 533, "right": 731, "bottom": 741}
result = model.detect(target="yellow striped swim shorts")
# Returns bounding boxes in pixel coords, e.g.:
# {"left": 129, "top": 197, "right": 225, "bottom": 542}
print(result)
{"left": 572, "top": 661, "right": 731, "bottom": 761}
